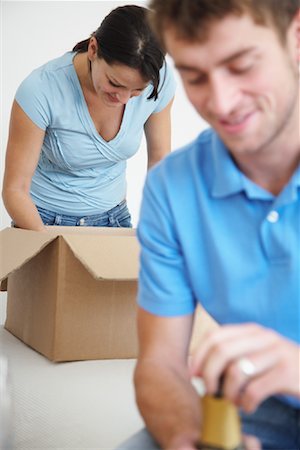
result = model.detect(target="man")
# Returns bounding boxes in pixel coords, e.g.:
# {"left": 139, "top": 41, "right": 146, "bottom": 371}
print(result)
{"left": 119, "top": 1, "right": 300, "bottom": 449}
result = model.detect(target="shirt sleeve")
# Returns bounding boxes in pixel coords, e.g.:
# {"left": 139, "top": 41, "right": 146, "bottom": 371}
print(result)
{"left": 15, "top": 68, "right": 52, "bottom": 130}
{"left": 137, "top": 163, "right": 196, "bottom": 316}
{"left": 152, "top": 62, "right": 176, "bottom": 113}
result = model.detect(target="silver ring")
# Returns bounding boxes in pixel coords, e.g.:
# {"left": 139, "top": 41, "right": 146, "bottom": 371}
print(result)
{"left": 238, "top": 357, "right": 256, "bottom": 377}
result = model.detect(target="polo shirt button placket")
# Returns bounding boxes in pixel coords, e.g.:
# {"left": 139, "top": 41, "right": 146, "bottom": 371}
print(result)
{"left": 266, "top": 210, "right": 279, "bottom": 223}
{"left": 261, "top": 209, "right": 283, "bottom": 263}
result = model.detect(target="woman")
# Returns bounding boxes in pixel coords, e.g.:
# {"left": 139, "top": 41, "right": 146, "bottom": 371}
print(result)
{"left": 2, "top": 5, "right": 175, "bottom": 230}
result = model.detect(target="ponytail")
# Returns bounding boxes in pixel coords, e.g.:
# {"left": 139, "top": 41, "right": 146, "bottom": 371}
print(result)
{"left": 72, "top": 38, "right": 90, "bottom": 53}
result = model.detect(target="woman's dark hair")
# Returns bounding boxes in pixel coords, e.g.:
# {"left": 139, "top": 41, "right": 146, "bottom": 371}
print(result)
{"left": 73, "top": 5, "right": 165, "bottom": 100}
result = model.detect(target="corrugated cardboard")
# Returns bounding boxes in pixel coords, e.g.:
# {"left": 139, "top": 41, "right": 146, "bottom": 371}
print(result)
{"left": 0, "top": 227, "right": 139, "bottom": 361}
{"left": 0, "top": 227, "right": 217, "bottom": 362}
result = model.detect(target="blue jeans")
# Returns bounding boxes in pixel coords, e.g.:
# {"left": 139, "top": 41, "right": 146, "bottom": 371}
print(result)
{"left": 116, "top": 397, "right": 300, "bottom": 450}
{"left": 241, "top": 397, "right": 300, "bottom": 449}
{"left": 36, "top": 200, "right": 132, "bottom": 228}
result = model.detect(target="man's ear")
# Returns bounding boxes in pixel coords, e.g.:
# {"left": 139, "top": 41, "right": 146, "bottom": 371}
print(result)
{"left": 87, "top": 36, "right": 98, "bottom": 62}
{"left": 295, "top": 9, "right": 300, "bottom": 63}
{"left": 287, "top": 9, "right": 300, "bottom": 64}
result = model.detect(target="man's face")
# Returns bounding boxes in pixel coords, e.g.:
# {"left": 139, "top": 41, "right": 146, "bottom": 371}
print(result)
{"left": 164, "top": 14, "right": 299, "bottom": 156}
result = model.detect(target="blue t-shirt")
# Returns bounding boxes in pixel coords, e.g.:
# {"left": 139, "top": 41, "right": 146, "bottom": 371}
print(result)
{"left": 15, "top": 52, "right": 176, "bottom": 215}
{"left": 137, "top": 129, "right": 300, "bottom": 406}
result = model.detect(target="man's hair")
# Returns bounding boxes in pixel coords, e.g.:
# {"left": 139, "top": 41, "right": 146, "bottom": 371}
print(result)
{"left": 148, "top": 0, "right": 298, "bottom": 45}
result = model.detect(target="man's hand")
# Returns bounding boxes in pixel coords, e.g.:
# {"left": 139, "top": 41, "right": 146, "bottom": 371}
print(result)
{"left": 190, "top": 323, "right": 300, "bottom": 412}
{"left": 166, "top": 431, "right": 261, "bottom": 450}
{"left": 166, "top": 432, "right": 200, "bottom": 450}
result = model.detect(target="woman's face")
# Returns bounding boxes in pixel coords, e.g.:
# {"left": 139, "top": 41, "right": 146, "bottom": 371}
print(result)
{"left": 87, "top": 39, "right": 150, "bottom": 107}
{"left": 91, "top": 58, "right": 149, "bottom": 106}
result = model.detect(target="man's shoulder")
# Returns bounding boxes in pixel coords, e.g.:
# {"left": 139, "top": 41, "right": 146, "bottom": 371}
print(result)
{"left": 153, "top": 127, "right": 215, "bottom": 173}
{"left": 172, "top": 126, "right": 214, "bottom": 156}
{"left": 144, "top": 128, "right": 217, "bottom": 199}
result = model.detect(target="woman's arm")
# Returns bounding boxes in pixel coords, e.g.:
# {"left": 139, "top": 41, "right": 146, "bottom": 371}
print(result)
{"left": 2, "top": 101, "right": 46, "bottom": 230}
{"left": 144, "top": 98, "right": 174, "bottom": 170}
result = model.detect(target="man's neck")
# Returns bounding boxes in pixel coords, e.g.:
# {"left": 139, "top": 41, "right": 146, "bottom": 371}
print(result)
{"left": 232, "top": 105, "right": 300, "bottom": 195}
{"left": 232, "top": 133, "right": 300, "bottom": 196}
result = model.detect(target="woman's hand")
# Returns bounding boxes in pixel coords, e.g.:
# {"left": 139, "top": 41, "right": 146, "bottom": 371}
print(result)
{"left": 190, "top": 323, "right": 300, "bottom": 412}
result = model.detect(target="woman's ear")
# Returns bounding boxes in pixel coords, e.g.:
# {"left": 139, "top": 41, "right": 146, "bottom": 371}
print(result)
{"left": 87, "top": 36, "right": 98, "bottom": 62}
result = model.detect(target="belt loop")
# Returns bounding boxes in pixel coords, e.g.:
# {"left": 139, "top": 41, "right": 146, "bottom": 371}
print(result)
{"left": 55, "top": 214, "right": 62, "bottom": 225}
{"left": 109, "top": 214, "right": 115, "bottom": 225}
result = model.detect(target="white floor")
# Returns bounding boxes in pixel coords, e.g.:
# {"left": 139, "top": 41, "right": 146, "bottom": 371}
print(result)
{"left": 0, "top": 293, "right": 143, "bottom": 450}
{"left": 0, "top": 292, "right": 7, "bottom": 326}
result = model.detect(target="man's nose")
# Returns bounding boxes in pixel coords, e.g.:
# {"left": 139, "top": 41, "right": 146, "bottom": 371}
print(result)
{"left": 207, "top": 74, "right": 240, "bottom": 117}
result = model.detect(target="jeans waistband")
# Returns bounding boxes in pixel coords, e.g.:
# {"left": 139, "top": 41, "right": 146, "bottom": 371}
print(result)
{"left": 35, "top": 200, "right": 132, "bottom": 228}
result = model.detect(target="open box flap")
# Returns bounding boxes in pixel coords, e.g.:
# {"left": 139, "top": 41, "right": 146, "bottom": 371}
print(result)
{"left": 62, "top": 233, "right": 140, "bottom": 280}
{"left": 0, "top": 228, "right": 58, "bottom": 284}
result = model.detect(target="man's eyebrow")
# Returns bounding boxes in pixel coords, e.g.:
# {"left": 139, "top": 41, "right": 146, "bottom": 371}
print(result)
{"left": 175, "top": 47, "right": 257, "bottom": 72}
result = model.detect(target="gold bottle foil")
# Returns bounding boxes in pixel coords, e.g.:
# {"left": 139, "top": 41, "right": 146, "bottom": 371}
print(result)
{"left": 197, "top": 395, "right": 244, "bottom": 450}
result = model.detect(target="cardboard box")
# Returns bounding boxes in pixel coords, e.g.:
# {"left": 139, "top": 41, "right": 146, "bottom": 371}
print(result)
{"left": 0, "top": 227, "right": 218, "bottom": 362}
{"left": 0, "top": 227, "right": 139, "bottom": 361}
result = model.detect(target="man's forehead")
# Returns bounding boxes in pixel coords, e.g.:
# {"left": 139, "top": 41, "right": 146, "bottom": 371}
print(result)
{"left": 163, "top": 13, "right": 278, "bottom": 55}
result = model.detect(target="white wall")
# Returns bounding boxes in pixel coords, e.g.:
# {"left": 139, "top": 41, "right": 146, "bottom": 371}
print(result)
{"left": 0, "top": 0, "right": 208, "bottom": 229}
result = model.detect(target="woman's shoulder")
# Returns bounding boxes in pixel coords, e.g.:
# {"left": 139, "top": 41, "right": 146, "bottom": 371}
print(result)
{"left": 160, "top": 60, "right": 175, "bottom": 81}
{"left": 16, "top": 52, "right": 76, "bottom": 101}
{"left": 150, "top": 61, "right": 176, "bottom": 113}
{"left": 27, "top": 52, "right": 75, "bottom": 81}
{"left": 14, "top": 52, "right": 77, "bottom": 129}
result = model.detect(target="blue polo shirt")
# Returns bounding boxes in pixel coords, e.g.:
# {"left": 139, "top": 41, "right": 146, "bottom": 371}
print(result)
{"left": 138, "top": 128, "right": 300, "bottom": 408}
{"left": 138, "top": 128, "right": 300, "bottom": 344}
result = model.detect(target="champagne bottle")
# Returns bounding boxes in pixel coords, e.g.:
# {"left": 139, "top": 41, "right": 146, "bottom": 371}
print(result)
{"left": 193, "top": 378, "right": 245, "bottom": 450}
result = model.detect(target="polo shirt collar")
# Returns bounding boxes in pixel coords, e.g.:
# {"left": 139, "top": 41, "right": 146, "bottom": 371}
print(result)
{"left": 210, "top": 132, "right": 300, "bottom": 202}
{"left": 211, "top": 132, "right": 243, "bottom": 198}
{"left": 211, "top": 133, "right": 272, "bottom": 200}
{"left": 274, "top": 163, "right": 300, "bottom": 207}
